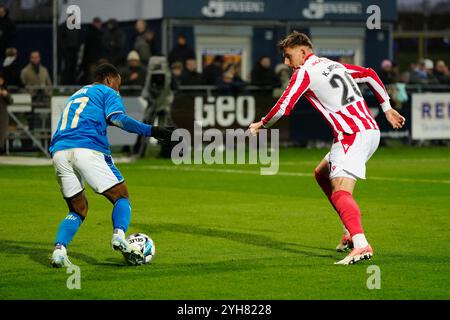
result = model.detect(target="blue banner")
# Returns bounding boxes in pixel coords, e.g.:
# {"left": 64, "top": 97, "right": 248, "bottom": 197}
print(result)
{"left": 163, "top": 0, "right": 397, "bottom": 21}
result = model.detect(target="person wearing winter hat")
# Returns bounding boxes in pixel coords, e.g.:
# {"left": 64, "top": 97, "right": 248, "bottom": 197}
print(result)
{"left": 120, "top": 50, "right": 147, "bottom": 95}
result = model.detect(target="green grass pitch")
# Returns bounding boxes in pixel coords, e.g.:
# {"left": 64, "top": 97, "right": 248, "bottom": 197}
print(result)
{"left": 0, "top": 146, "right": 449, "bottom": 299}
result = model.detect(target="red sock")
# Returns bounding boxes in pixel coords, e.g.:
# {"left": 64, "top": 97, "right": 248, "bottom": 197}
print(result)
{"left": 330, "top": 190, "right": 364, "bottom": 237}
{"left": 314, "top": 170, "right": 333, "bottom": 203}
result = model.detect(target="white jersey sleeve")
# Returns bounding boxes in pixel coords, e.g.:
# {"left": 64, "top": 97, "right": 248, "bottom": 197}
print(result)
{"left": 262, "top": 68, "right": 310, "bottom": 128}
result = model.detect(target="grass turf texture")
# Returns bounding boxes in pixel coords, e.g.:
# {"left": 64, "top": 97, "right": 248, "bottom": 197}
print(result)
{"left": 0, "top": 146, "right": 449, "bottom": 299}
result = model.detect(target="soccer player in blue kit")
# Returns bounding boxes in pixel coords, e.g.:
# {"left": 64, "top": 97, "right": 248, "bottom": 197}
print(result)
{"left": 49, "top": 63, "right": 172, "bottom": 267}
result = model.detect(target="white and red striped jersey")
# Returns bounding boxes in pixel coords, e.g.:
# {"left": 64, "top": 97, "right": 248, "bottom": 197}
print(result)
{"left": 262, "top": 53, "right": 392, "bottom": 139}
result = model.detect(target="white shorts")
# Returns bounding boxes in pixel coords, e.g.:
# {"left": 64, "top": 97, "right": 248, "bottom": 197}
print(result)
{"left": 325, "top": 130, "right": 380, "bottom": 180}
{"left": 53, "top": 148, "right": 124, "bottom": 198}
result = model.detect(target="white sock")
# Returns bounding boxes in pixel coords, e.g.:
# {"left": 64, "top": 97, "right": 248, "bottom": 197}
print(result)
{"left": 54, "top": 244, "right": 66, "bottom": 252}
{"left": 352, "top": 233, "right": 369, "bottom": 248}
{"left": 113, "top": 228, "right": 125, "bottom": 239}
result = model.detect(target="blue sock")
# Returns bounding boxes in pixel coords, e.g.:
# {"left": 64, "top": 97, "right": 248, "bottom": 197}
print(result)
{"left": 55, "top": 212, "right": 84, "bottom": 247}
{"left": 112, "top": 198, "right": 131, "bottom": 233}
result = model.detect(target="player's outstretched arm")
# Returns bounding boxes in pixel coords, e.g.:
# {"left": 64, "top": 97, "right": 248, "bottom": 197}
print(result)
{"left": 343, "top": 63, "right": 392, "bottom": 112}
{"left": 343, "top": 63, "right": 406, "bottom": 130}
{"left": 108, "top": 113, "right": 174, "bottom": 143}
{"left": 250, "top": 69, "right": 310, "bottom": 134}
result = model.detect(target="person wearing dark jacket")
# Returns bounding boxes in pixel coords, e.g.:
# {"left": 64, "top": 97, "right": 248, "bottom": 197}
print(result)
{"left": 133, "top": 20, "right": 155, "bottom": 66}
{"left": 81, "top": 17, "right": 104, "bottom": 83}
{"left": 2, "top": 47, "right": 21, "bottom": 89}
{"left": 0, "top": 74, "right": 13, "bottom": 154}
{"left": 59, "top": 24, "right": 81, "bottom": 84}
{"left": 250, "top": 56, "right": 280, "bottom": 88}
{"left": 0, "top": 6, "right": 15, "bottom": 62}
{"left": 120, "top": 51, "right": 147, "bottom": 96}
{"left": 202, "top": 55, "right": 223, "bottom": 85}
{"left": 102, "top": 19, "right": 126, "bottom": 66}
{"left": 434, "top": 60, "right": 450, "bottom": 84}
{"left": 216, "top": 63, "right": 246, "bottom": 94}
{"left": 180, "top": 58, "right": 203, "bottom": 85}
{"left": 168, "top": 35, "right": 195, "bottom": 66}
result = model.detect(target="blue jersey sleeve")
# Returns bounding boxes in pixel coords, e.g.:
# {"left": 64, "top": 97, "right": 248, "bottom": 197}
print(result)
{"left": 104, "top": 87, "right": 126, "bottom": 120}
{"left": 109, "top": 113, "right": 152, "bottom": 137}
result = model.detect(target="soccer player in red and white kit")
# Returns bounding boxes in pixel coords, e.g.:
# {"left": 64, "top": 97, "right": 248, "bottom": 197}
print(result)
{"left": 249, "top": 31, "right": 405, "bottom": 265}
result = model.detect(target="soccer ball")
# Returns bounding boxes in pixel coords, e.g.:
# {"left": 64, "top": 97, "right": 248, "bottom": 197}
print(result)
{"left": 126, "top": 233, "right": 155, "bottom": 265}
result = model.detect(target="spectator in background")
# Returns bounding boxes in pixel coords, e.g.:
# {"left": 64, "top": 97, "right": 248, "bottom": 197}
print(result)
{"left": 379, "top": 59, "right": 398, "bottom": 85}
{"left": 410, "top": 59, "right": 439, "bottom": 85}
{"left": 59, "top": 23, "right": 81, "bottom": 84}
{"left": 216, "top": 63, "right": 246, "bottom": 94}
{"left": 133, "top": 20, "right": 155, "bottom": 67}
{"left": 170, "top": 61, "right": 183, "bottom": 90}
{"left": 0, "top": 6, "right": 15, "bottom": 62}
{"left": 379, "top": 59, "right": 403, "bottom": 110}
{"left": 202, "top": 55, "right": 223, "bottom": 85}
{"left": 0, "top": 73, "right": 13, "bottom": 154}
{"left": 81, "top": 17, "right": 104, "bottom": 83}
{"left": 251, "top": 56, "right": 280, "bottom": 89}
{"left": 434, "top": 60, "right": 450, "bottom": 84}
{"left": 102, "top": 19, "right": 126, "bottom": 66}
{"left": 120, "top": 50, "right": 147, "bottom": 96}
{"left": 180, "top": 58, "right": 203, "bottom": 85}
{"left": 2, "top": 47, "right": 21, "bottom": 89}
{"left": 272, "top": 63, "right": 291, "bottom": 98}
{"left": 20, "top": 50, "right": 52, "bottom": 98}
{"left": 168, "top": 34, "right": 195, "bottom": 66}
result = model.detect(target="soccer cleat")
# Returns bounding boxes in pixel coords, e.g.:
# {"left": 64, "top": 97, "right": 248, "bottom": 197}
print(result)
{"left": 336, "top": 234, "right": 353, "bottom": 252}
{"left": 51, "top": 245, "right": 72, "bottom": 268}
{"left": 111, "top": 233, "right": 144, "bottom": 265}
{"left": 334, "top": 245, "right": 373, "bottom": 265}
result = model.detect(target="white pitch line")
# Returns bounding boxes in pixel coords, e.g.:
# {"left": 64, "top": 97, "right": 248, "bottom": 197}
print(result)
{"left": 140, "top": 165, "right": 450, "bottom": 185}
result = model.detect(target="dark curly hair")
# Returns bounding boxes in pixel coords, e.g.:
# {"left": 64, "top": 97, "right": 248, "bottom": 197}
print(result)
{"left": 93, "top": 63, "right": 120, "bottom": 82}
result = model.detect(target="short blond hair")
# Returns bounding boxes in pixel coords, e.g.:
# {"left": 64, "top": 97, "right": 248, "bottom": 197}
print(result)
{"left": 278, "top": 31, "right": 313, "bottom": 51}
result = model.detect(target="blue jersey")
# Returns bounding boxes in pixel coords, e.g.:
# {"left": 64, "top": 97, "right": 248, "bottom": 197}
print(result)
{"left": 49, "top": 84, "right": 126, "bottom": 156}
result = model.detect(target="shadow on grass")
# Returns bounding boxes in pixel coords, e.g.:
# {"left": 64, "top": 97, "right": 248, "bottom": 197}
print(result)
{"left": 134, "top": 222, "right": 335, "bottom": 259}
{"left": 0, "top": 239, "right": 99, "bottom": 268}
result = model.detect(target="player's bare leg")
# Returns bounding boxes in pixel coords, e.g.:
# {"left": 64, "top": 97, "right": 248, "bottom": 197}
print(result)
{"left": 314, "top": 159, "right": 353, "bottom": 252}
{"left": 329, "top": 177, "right": 373, "bottom": 265}
{"left": 51, "top": 191, "right": 88, "bottom": 268}
{"left": 103, "top": 182, "right": 144, "bottom": 265}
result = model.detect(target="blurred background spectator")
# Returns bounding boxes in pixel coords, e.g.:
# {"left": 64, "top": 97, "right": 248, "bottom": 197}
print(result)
{"left": 434, "top": 60, "right": 450, "bottom": 84}
{"left": 81, "top": 17, "right": 104, "bottom": 83}
{"left": 0, "top": 5, "right": 15, "bottom": 62}
{"left": 410, "top": 59, "right": 439, "bottom": 85}
{"left": 59, "top": 22, "right": 81, "bottom": 85}
{"left": 2, "top": 47, "right": 21, "bottom": 88}
{"left": 20, "top": 50, "right": 52, "bottom": 98}
{"left": 251, "top": 56, "right": 280, "bottom": 89}
{"left": 102, "top": 18, "right": 126, "bottom": 66}
{"left": 379, "top": 59, "right": 399, "bottom": 85}
{"left": 202, "top": 55, "right": 223, "bottom": 85}
{"left": 272, "top": 64, "right": 291, "bottom": 98}
{"left": 168, "top": 34, "right": 195, "bottom": 66}
{"left": 133, "top": 20, "right": 155, "bottom": 67}
{"left": 216, "top": 63, "right": 246, "bottom": 94}
{"left": 120, "top": 50, "right": 147, "bottom": 95}
{"left": 180, "top": 58, "right": 202, "bottom": 85}
{"left": 0, "top": 73, "right": 13, "bottom": 154}
{"left": 170, "top": 61, "right": 183, "bottom": 90}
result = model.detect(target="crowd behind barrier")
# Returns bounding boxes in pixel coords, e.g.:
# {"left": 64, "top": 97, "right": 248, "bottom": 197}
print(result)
{"left": 0, "top": 8, "right": 449, "bottom": 155}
